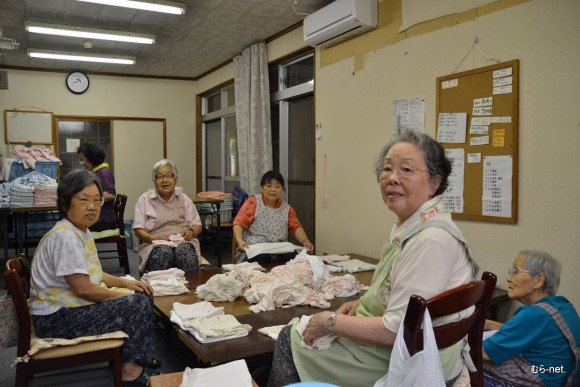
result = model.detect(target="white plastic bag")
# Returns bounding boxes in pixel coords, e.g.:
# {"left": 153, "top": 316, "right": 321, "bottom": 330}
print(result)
{"left": 374, "top": 309, "right": 446, "bottom": 387}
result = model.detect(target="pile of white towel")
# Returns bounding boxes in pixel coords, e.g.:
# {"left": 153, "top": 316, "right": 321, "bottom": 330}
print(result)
{"left": 170, "top": 301, "right": 252, "bottom": 343}
{"left": 141, "top": 268, "right": 189, "bottom": 296}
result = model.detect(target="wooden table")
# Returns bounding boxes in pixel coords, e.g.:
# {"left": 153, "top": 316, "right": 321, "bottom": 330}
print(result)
{"left": 191, "top": 196, "right": 224, "bottom": 267}
{"left": 153, "top": 254, "right": 376, "bottom": 367}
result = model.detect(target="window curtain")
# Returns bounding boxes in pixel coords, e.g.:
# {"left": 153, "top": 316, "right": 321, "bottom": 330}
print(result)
{"left": 234, "top": 42, "right": 272, "bottom": 195}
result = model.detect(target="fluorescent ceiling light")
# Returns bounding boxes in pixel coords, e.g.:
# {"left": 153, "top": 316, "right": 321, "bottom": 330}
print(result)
{"left": 28, "top": 49, "right": 136, "bottom": 65}
{"left": 76, "top": 0, "right": 185, "bottom": 15}
{"left": 25, "top": 21, "right": 155, "bottom": 44}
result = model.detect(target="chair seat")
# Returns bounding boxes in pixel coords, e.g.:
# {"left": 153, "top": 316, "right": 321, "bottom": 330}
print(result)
{"left": 92, "top": 229, "right": 122, "bottom": 239}
{"left": 32, "top": 338, "right": 125, "bottom": 360}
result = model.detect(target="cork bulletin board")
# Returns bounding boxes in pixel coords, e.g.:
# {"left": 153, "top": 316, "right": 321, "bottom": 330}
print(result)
{"left": 436, "top": 59, "right": 519, "bottom": 223}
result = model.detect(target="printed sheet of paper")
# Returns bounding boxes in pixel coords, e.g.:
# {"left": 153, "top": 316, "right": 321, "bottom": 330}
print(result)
{"left": 437, "top": 112, "right": 467, "bottom": 143}
{"left": 393, "top": 97, "right": 425, "bottom": 133}
{"left": 482, "top": 155, "right": 512, "bottom": 218}
{"left": 443, "top": 148, "right": 464, "bottom": 213}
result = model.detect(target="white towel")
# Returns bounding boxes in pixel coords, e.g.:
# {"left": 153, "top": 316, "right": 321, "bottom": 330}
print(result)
{"left": 169, "top": 311, "right": 251, "bottom": 344}
{"left": 185, "top": 315, "right": 252, "bottom": 340}
{"left": 222, "top": 261, "right": 266, "bottom": 272}
{"left": 245, "top": 242, "right": 303, "bottom": 259}
{"left": 257, "top": 317, "right": 299, "bottom": 340}
{"left": 173, "top": 301, "right": 224, "bottom": 321}
{"left": 179, "top": 359, "right": 253, "bottom": 387}
{"left": 330, "top": 259, "right": 377, "bottom": 273}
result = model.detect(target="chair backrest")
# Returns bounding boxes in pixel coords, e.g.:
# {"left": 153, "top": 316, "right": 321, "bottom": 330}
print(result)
{"left": 403, "top": 271, "right": 497, "bottom": 387}
{"left": 113, "top": 194, "right": 128, "bottom": 232}
{"left": 4, "top": 256, "right": 33, "bottom": 356}
{"left": 232, "top": 185, "right": 248, "bottom": 220}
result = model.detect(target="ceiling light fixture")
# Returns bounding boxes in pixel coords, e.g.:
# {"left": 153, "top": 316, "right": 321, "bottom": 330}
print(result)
{"left": 25, "top": 21, "right": 156, "bottom": 44}
{"left": 28, "top": 49, "right": 136, "bottom": 65}
{"left": 75, "top": 0, "right": 186, "bottom": 15}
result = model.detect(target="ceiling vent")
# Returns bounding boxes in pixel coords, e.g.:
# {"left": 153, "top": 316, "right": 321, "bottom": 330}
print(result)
{"left": 0, "top": 28, "right": 20, "bottom": 50}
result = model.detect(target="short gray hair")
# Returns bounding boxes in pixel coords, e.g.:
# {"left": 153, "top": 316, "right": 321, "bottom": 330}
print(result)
{"left": 521, "top": 249, "right": 561, "bottom": 295}
{"left": 374, "top": 129, "right": 452, "bottom": 196}
{"left": 57, "top": 169, "right": 103, "bottom": 216}
{"left": 152, "top": 159, "right": 179, "bottom": 181}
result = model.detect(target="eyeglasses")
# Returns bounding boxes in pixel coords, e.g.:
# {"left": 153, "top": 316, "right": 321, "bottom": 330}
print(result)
{"left": 507, "top": 267, "right": 531, "bottom": 276}
{"left": 378, "top": 165, "right": 430, "bottom": 180}
{"left": 78, "top": 160, "right": 86, "bottom": 165}
{"left": 155, "top": 173, "right": 175, "bottom": 180}
{"left": 74, "top": 195, "right": 105, "bottom": 207}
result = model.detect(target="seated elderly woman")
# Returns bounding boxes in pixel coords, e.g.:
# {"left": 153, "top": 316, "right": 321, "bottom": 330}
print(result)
{"left": 268, "top": 130, "right": 479, "bottom": 387}
{"left": 483, "top": 250, "right": 580, "bottom": 387}
{"left": 29, "top": 170, "right": 158, "bottom": 384}
{"left": 134, "top": 159, "right": 203, "bottom": 273}
{"left": 232, "top": 170, "right": 314, "bottom": 264}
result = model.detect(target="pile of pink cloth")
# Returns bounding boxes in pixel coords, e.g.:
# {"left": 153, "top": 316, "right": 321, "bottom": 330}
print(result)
{"left": 10, "top": 145, "right": 62, "bottom": 169}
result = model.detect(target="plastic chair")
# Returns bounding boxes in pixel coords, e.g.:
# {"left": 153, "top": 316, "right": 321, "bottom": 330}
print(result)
{"left": 402, "top": 271, "right": 498, "bottom": 387}
{"left": 93, "top": 194, "right": 130, "bottom": 274}
{"left": 4, "top": 255, "right": 125, "bottom": 387}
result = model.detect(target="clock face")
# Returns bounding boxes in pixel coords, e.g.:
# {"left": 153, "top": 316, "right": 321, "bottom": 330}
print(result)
{"left": 66, "top": 71, "right": 90, "bottom": 94}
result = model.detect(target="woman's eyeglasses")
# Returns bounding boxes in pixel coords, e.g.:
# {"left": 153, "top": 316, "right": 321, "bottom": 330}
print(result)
{"left": 155, "top": 173, "right": 175, "bottom": 180}
{"left": 74, "top": 195, "right": 105, "bottom": 207}
{"left": 507, "top": 267, "right": 531, "bottom": 276}
{"left": 378, "top": 165, "right": 430, "bottom": 180}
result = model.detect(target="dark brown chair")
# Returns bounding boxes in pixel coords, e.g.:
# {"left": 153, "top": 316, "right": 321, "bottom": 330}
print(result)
{"left": 4, "top": 255, "right": 125, "bottom": 386}
{"left": 94, "top": 194, "right": 130, "bottom": 274}
{"left": 403, "top": 271, "right": 498, "bottom": 387}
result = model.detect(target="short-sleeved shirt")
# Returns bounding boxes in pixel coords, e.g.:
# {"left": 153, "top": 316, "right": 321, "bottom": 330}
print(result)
{"left": 232, "top": 194, "right": 301, "bottom": 232}
{"left": 93, "top": 165, "right": 116, "bottom": 224}
{"left": 483, "top": 296, "right": 580, "bottom": 387}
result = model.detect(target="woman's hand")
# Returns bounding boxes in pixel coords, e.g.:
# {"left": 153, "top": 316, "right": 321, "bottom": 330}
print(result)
{"left": 302, "top": 239, "right": 314, "bottom": 253}
{"left": 238, "top": 240, "right": 249, "bottom": 252}
{"left": 302, "top": 311, "right": 334, "bottom": 346}
{"left": 182, "top": 228, "right": 194, "bottom": 241}
{"left": 153, "top": 233, "right": 171, "bottom": 241}
{"left": 337, "top": 300, "right": 359, "bottom": 316}
{"left": 123, "top": 279, "right": 154, "bottom": 295}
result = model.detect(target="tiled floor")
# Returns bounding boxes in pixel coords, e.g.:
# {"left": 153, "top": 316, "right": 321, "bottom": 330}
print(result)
{"left": 0, "top": 241, "right": 232, "bottom": 386}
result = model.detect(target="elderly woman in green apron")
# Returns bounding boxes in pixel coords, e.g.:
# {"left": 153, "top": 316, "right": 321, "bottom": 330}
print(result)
{"left": 29, "top": 169, "right": 159, "bottom": 385}
{"left": 482, "top": 250, "right": 580, "bottom": 386}
{"left": 268, "top": 130, "right": 479, "bottom": 387}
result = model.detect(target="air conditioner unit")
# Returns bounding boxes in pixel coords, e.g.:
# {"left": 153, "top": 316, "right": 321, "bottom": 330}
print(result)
{"left": 304, "top": 0, "right": 378, "bottom": 48}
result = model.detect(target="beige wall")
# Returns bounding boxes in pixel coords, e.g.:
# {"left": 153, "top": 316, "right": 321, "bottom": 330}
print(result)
{"left": 0, "top": 70, "right": 196, "bottom": 220}
{"left": 313, "top": 0, "right": 580, "bottom": 307}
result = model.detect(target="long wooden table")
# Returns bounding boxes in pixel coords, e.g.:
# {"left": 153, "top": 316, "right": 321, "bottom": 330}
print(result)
{"left": 153, "top": 253, "right": 376, "bottom": 367}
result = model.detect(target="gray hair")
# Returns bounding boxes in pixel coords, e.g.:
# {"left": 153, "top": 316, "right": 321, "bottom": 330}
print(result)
{"left": 521, "top": 249, "right": 561, "bottom": 295}
{"left": 374, "top": 129, "right": 452, "bottom": 196}
{"left": 57, "top": 169, "right": 103, "bottom": 216}
{"left": 152, "top": 159, "right": 179, "bottom": 181}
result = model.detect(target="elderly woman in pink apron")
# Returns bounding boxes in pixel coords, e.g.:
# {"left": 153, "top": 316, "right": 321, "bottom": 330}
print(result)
{"left": 134, "top": 159, "right": 203, "bottom": 273}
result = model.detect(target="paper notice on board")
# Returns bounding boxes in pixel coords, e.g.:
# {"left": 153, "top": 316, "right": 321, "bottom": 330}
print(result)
{"left": 441, "top": 79, "right": 458, "bottom": 89}
{"left": 482, "top": 155, "right": 512, "bottom": 218}
{"left": 443, "top": 148, "right": 464, "bottom": 213}
{"left": 493, "top": 85, "right": 512, "bottom": 95}
{"left": 468, "top": 153, "right": 481, "bottom": 163}
{"left": 493, "top": 129, "right": 506, "bottom": 147}
{"left": 470, "top": 126, "right": 489, "bottom": 135}
{"left": 470, "top": 136, "right": 489, "bottom": 146}
{"left": 471, "top": 117, "right": 491, "bottom": 126}
{"left": 393, "top": 97, "right": 425, "bottom": 133}
{"left": 437, "top": 112, "right": 467, "bottom": 143}
{"left": 473, "top": 97, "right": 493, "bottom": 107}
{"left": 493, "top": 67, "right": 512, "bottom": 78}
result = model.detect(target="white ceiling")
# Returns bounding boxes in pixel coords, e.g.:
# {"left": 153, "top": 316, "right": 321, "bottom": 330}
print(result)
{"left": 0, "top": 0, "right": 332, "bottom": 80}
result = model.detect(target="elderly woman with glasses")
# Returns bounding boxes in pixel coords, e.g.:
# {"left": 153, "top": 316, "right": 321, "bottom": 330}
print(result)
{"left": 134, "top": 159, "right": 202, "bottom": 273}
{"left": 268, "top": 130, "right": 479, "bottom": 387}
{"left": 482, "top": 250, "right": 580, "bottom": 387}
{"left": 77, "top": 142, "right": 117, "bottom": 231}
{"left": 29, "top": 169, "right": 159, "bottom": 384}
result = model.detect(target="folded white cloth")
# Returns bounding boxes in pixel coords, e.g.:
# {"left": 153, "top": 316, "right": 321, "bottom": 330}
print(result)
{"left": 185, "top": 314, "right": 252, "bottom": 340}
{"left": 245, "top": 242, "right": 303, "bottom": 259}
{"left": 179, "top": 359, "right": 253, "bottom": 387}
{"left": 257, "top": 317, "right": 300, "bottom": 341}
{"left": 222, "top": 261, "right": 266, "bottom": 272}
{"left": 173, "top": 301, "right": 224, "bottom": 321}
{"left": 322, "top": 254, "right": 350, "bottom": 263}
{"left": 297, "top": 315, "right": 336, "bottom": 350}
{"left": 329, "top": 259, "right": 377, "bottom": 273}
{"left": 169, "top": 311, "right": 251, "bottom": 344}
{"left": 326, "top": 264, "right": 343, "bottom": 273}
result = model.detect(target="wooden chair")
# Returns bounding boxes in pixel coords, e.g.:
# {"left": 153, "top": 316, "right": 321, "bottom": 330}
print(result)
{"left": 94, "top": 194, "right": 130, "bottom": 274}
{"left": 403, "top": 271, "right": 497, "bottom": 387}
{"left": 4, "top": 255, "right": 125, "bottom": 387}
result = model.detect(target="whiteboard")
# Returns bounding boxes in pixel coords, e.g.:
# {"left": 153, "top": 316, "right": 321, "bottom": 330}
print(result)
{"left": 4, "top": 110, "right": 54, "bottom": 144}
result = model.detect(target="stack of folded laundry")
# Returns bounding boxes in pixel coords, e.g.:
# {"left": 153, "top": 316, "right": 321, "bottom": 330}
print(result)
{"left": 170, "top": 301, "right": 252, "bottom": 343}
{"left": 34, "top": 184, "right": 57, "bottom": 206}
{"left": 141, "top": 268, "right": 189, "bottom": 296}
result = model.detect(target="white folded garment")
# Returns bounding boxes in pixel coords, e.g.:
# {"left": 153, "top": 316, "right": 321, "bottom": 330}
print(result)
{"left": 180, "top": 359, "right": 253, "bottom": 387}
{"left": 185, "top": 314, "right": 252, "bottom": 340}
{"left": 322, "top": 254, "right": 350, "bottom": 263}
{"left": 330, "top": 259, "right": 377, "bottom": 273}
{"left": 222, "top": 261, "right": 266, "bottom": 272}
{"left": 257, "top": 317, "right": 299, "bottom": 340}
{"left": 173, "top": 301, "right": 224, "bottom": 321}
{"left": 169, "top": 311, "right": 251, "bottom": 344}
{"left": 245, "top": 242, "right": 304, "bottom": 259}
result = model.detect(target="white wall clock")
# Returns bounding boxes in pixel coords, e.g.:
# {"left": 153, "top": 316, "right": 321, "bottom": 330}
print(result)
{"left": 66, "top": 71, "right": 90, "bottom": 94}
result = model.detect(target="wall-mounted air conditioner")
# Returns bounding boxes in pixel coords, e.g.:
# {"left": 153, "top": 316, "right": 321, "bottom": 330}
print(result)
{"left": 304, "top": 0, "right": 378, "bottom": 48}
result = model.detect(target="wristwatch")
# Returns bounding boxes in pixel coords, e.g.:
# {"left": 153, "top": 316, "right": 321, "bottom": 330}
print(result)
{"left": 327, "top": 311, "right": 337, "bottom": 334}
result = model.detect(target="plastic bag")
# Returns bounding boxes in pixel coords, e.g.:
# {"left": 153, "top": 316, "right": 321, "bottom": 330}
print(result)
{"left": 374, "top": 309, "right": 446, "bottom": 387}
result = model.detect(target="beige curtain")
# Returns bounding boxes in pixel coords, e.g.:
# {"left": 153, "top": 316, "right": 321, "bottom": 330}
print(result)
{"left": 234, "top": 42, "right": 272, "bottom": 195}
